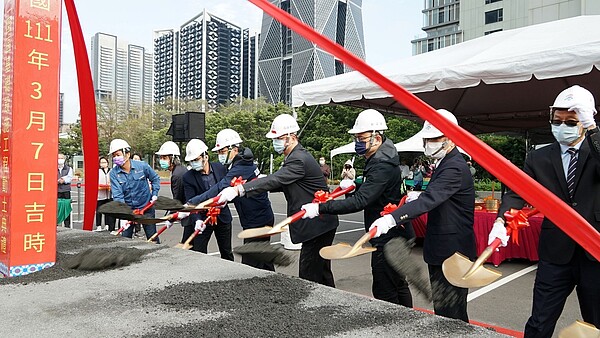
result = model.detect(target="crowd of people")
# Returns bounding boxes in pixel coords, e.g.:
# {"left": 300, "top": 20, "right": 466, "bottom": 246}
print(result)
{"left": 77, "top": 84, "right": 598, "bottom": 337}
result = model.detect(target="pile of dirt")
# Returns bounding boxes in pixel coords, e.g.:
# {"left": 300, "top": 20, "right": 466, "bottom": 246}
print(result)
{"left": 384, "top": 237, "right": 432, "bottom": 301}
{"left": 233, "top": 242, "right": 294, "bottom": 266}
{"left": 65, "top": 247, "right": 146, "bottom": 271}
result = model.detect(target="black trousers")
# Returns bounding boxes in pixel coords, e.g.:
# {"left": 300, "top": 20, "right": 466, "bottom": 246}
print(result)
{"left": 299, "top": 228, "right": 336, "bottom": 287}
{"left": 96, "top": 199, "right": 116, "bottom": 231}
{"left": 524, "top": 248, "right": 600, "bottom": 338}
{"left": 182, "top": 221, "right": 234, "bottom": 261}
{"left": 371, "top": 249, "right": 413, "bottom": 307}
{"left": 429, "top": 264, "right": 469, "bottom": 322}
{"left": 58, "top": 191, "right": 71, "bottom": 227}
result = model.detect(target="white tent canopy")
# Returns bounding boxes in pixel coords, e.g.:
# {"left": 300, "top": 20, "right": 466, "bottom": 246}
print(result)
{"left": 293, "top": 16, "right": 600, "bottom": 143}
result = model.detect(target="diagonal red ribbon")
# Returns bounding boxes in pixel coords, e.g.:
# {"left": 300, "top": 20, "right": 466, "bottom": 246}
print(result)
{"left": 248, "top": 0, "right": 600, "bottom": 261}
{"left": 64, "top": 0, "right": 99, "bottom": 231}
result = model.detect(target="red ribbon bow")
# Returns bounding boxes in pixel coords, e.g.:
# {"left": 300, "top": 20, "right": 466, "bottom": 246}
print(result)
{"left": 206, "top": 207, "right": 221, "bottom": 226}
{"left": 503, "top": 208, "right": 538, "bottom": 245}
{"left": 312, "top": 190, "right": 330, "bottom": 203}
{"left": 230, "top": 176, "right": 246, "bottom": 187}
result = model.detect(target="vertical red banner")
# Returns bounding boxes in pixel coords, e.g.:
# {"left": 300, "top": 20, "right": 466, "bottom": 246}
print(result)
{"left": 0, "top": 0, "right": 61, "bottom": 277}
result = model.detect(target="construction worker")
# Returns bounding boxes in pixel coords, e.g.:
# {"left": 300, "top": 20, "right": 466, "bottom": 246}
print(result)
{"left": 181, "top": 139, "right": 233, "bottom": 260}
{"left": 108, "top": 138, "right": 161, "bottom": 242}
{"left": 300, "top": 109, "right": 415, "bottom": 306}
{"left": 218, "top": 114, "right": 340, "bottom": 286}
{"left": 156, "top": 141, "right": 188, "bottom": 204}
{"left": 188, "top": 129, "right": 275, "bottom": 271}
{"left": 369, "top": 109, "right": 476, "bottom": 322}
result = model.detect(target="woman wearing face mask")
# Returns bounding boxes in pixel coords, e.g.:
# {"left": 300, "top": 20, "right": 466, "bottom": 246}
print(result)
{"left": 95, "top": 156, "right": 116, "bottom": 232}
{"left": 369, "top": 109, "right": 476, "bottom": 323}
{"left": 181, "top": 139, "right": 234, "bottom": 260}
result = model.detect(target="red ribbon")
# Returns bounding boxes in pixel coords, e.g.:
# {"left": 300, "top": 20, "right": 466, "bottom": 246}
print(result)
{"left": 230, "top": 176, "right": 246, "bottom": 187}
{"left": 206, "top": 207, "right": 221, "bottom": 226}
{"left": 64, "top": 0, "right": 99, "bottom": 231}
{"left": 248, "top": 0, "right": 600, "bottom": 261}
{"left": 503, "top": 208, "right": 539, "bottom": 245}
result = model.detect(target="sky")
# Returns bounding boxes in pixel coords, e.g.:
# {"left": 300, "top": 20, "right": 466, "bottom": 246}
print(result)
{"left": 1, "top": 0, "right": 424, "bottom": 123}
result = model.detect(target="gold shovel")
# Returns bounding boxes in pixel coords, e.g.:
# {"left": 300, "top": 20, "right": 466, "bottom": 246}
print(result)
{"left": 175, "top": 228, "right": 201, "bottom": 250}
{"left": 320, "top": 227, "right": 377, "bottom": 260}
{"left": 237, "top": 185, "right": 356, "bottom": 239}
{"left": 443, "top": 208, "right": 539, "bottom": 288}
{"left": 558, "top": 321, "right": 600, "bottom": 338}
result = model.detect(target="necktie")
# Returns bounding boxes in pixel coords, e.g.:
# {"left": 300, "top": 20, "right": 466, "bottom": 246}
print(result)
{"left": 566, "top": 148, "right": 578, "bottom": 199}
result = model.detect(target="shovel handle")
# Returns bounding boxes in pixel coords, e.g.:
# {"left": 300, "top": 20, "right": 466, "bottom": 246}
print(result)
{"left": 184, "top": 229, "right": 200, "bottom": 246}
{"left": 147, "top": 224, "right": 169, "bottom": 242}
{"left": 198, "top": 196, "right": 220, "bottom": 208}
{"left": 329, "top": 185, "right": 355, "bottom": 199}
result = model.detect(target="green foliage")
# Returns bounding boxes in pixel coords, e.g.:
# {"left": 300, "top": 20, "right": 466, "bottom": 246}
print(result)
{"left": 473, "top": 178, "right": 501, "bottom": 191}
{"left": 59, "top": 120, "right": 82, "bottom": 157}
{"left": 474, "top": 134, "right": 527, "bottom": 180}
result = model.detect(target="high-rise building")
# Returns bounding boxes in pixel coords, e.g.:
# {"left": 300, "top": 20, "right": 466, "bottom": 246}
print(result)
{"left": 257, "top": 0, "right": 366, "bottom": 105}
{"left": 154, "top": 10, "right": 253, "bottom": 109}
{"left": 412, "top": 0, "right": 600, "bottom": 55}
{"left": 90, "top": 32, "right": 153, "bottom": 119}
{"left": 242, "top": 29, "right": 260, "bottom": 100}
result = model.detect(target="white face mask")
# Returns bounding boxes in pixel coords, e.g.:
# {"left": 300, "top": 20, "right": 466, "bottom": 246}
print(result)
{"left": 424, "top": 141, "right": 448, "bottom": 159}
{"left": 58, "top": 158, "right": 65, "bottom": 166}
{"left": 218, "top": 154, "right": 229, "bottom": 165}
{"left": 190, "top": 159, "right": 204, "bottom": 171}
{"left": 551, "top": 124, "right": 582, "bottom": 145}
{"left": 319, "top": 160, "right": 325, "bottom": 165}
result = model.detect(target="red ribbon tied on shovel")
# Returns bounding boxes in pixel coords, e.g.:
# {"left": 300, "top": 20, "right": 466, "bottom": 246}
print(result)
{"left": 503, "top": 208, "right": 539, "bottom": 245}
{"left": 206, "top": 207, "right": 221, "bottom": 226}
{"left": 230, "top": 176, "right": 246, "bottom": 187}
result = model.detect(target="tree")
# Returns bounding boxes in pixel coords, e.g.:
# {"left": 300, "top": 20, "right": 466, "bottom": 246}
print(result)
{"left": 59, "top": 119, "right": 82, "bottom": 157}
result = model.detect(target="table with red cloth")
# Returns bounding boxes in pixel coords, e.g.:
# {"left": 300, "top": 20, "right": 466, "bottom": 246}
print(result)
{"left": 411, "top": 210, "right": 543, "bottom": 266}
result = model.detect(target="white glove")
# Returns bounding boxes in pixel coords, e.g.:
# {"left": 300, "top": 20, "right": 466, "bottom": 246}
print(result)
{"left": 569, "top": 104, "right": 596, "bottom": 129}
{"left": 159, "top": 220, "right": 174, "bottom": 228}
{"left": 368, "top": 214, "right": 396, "bottom": 238}
{"left": 120, "top": 219, "right": 131, "bottom": 230}
{"left": 406, "top": 191, "right": 421, "bottom": 203}
{"left": 301, "top": 203, "right": 319, "bottom": 219}
{"left": 151, "top": 195, "right": 158, "bottom": 202}
{"left": 488, "top": 219, "right": 510, "bottom": 248}
{"left": 176, "top": 212, "right": 190, "bottom": 220}
{"left": 194, "top": 219, "right": 206, "bottom": 233}
{"left": 217, "top": 186, "right": 239, "bottom": 204}
{"left": 339, "top": 179, "right": 355, "bottom": 190}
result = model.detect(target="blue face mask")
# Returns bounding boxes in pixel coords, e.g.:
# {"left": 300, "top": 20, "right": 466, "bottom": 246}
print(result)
{"left": 273, "top": 139, "right": 286, "bottom": 154}
{"left": 551, "top": 124, "right": 581, "bottom": 145}
{"left": 159, "top": 159, "right": 170, "bottom": 169}
{"left": 355, "top": 141, "right": 368, "bottom": 156}
{"left": 190, "top": 160, "right": 204, "bottom": 171}
{"left": 218, "top": 154, "right": 229, "bottom": 165}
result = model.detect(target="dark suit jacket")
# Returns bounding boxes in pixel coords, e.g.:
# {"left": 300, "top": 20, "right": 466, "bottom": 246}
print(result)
{"left": 389, "top": 148, "right": 476, "bottom": 265}
{"left": 243, "top": 144, "right": 339, "bottom": 243}
{"left": 498, "top": 132, "right": 600, "bottom": 263}
{"left": 182, "top": 162, "right": 232, "bottom": 225}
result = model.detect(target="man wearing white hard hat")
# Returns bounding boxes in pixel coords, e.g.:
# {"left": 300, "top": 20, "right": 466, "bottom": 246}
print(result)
{"left": 187, "top": 129, "right": 275, "bottom": 271}
{"left": 181, "top": 139, "right": 233, "bottom": 260}
{"left": 300, "top": 109, "right": 416, "bottom": 307}
{"left": 217, "top": 114, "right": 339, "bottom": 286}
{"left": 155, "top": 141, "right": 191, "bottom": 229}
{"left": 491, "top": 85, "right": 600, "bottom": 337}
{"left": 369, "top": 109, "right": 476, "bottom": 322}
{"left": 108, "top": 138, "right": 162, "bottom": 241}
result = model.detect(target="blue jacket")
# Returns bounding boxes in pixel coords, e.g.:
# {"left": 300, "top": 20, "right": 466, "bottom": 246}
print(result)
{"left": 182, "top": 162, "right": 232, "bottom": 225}
{"left": 110, "top": 160, "right": 161, "bottom": 210}
{"left": 188, "top": 148, "right": 274, "bottom": 229}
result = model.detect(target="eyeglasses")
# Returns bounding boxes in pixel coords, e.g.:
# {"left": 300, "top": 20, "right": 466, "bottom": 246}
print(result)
{"left": 550, "top": 120, "right": 579, "bottom": 127}
{"left": 354, "top": 134, "right": 373, "bottom": 143}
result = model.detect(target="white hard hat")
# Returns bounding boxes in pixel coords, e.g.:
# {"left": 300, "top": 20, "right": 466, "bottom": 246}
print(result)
{"left": 108, "top": 139, "right": 131, "bottom": 155}
{"left": 266, "top": 114, "right": 300, "bottom": 139}
{"left": 418, "top": 109, "right": 458, "bottom": 139}
{"left": 212, "top": 128, "right": 243, "bottom": 151}
{"left": 348, "top": 109, "right": 388, "bottom": 134}
{"left": 185, "top": 139, "right": 208, "bottom": 161}
{"left": 551, "top": 85, "right": 597, "bottom": 114}
{"left": 156, "top": 141, "right": 180, "bottom": 156}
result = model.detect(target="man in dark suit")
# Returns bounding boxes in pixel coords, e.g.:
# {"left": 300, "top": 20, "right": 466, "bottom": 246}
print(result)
{"left": 300, "top": 109, "right": 415, "bottom": 307}
{"left": 370, "top": 109, "right": 476, "bottom": 322}
{"left": 218, "top": 114, "right": 340, "bottom": 287}
{"left": 182, "top": 139, "right": 233, "bottom": 261}
{"left": 489, "top": 85, "right": 600, "bottom": 338}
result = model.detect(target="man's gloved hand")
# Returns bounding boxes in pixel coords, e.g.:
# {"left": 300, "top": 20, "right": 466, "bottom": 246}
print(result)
{"left": 195, "top": 219, "right": 206, "bottom": 233}
{"left": 368, "top": 214, "right": 396, "bottom": 238}
{"left": 120, "top": 219, "right": 131, "bottom": 230}
{"left": 151, "top": 195, "right": 158, "bottom": 203}
{"left": 176, "top": 212, "right": 190, "bottom": 220}
{"left": 406, "top": 191, "right": 421, "bottom": 203}
{"left": 569, "top": 104, "right": 597, "bottom": 129}
{"left": 161, "top": 220, "right": 174, "bottom": 228}
{"left": 488, "top": 218, "right": 510, "bottom": 248}
{"left": 217, "top": 186, "right": 239, "bottom": 204}
{"left": 301, "top": 203, "right": 319, "bottom": 219}
{"left": 339, "top": 179, "right": 355, "bottom": 190}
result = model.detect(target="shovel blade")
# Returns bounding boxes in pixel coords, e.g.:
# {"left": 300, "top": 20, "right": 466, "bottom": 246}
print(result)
{"left": 319, "top": 243, "right": 376, "bottom": 260}
{"left": 558, "top": 320, "right": 600, "bottom": 338}
{"left": 174, "top": 243, "right": 186, "bottom": 249}
{"left": 442, "top": 252, "right": 502, "bottom": 288}
{"left": 237, "top": 226, "right": 286, "bottom": 239}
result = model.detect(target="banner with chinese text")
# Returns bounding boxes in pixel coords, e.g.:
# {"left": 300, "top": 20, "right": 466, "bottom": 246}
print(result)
{"left": 0, "top": 0, "right": 61, "bottom": 277}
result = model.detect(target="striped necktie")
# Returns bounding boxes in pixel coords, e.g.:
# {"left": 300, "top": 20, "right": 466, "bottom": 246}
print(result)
{"left": 566, "top": 148, "right": 578, "bottom": 199}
